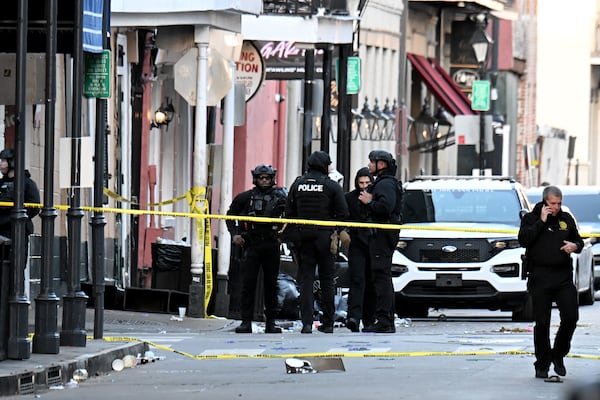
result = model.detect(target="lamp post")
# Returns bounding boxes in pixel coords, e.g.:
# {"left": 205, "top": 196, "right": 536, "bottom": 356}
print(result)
{"left": 471, "top": 13, "right": 492, "bottom": 173}
{"left": 410, "top": 101, "right": 437, "bottom": 174}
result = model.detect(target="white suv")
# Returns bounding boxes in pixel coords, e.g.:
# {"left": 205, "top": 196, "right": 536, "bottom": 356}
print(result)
{"left": 392, "top": 176, "right": 534, "bottom": 321}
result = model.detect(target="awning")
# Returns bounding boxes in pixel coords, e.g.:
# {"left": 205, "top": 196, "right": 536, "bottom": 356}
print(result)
{"left": 407, "top": 53, "right": 475, "bottom": 116}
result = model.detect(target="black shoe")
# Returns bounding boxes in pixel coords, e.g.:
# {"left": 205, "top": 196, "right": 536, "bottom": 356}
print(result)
{"left": 362, "top": 321, "right": 396, "bottom": 333}
{"left": 553, "top": 358, "right": 566, "bottom": 376}
{"left": 265, "top": 320, "right": 282, "bottom": 334}
{"left": 535, "top": 368, "right": 549, "bottom": 379}
{"left": 317, "top": 325, "right": 333, "bottom": 333}
{"left": 346, "top": 318, "right": 359, "bottom": 332}
{"left": 301, "top": 324, "right": 312, "bottom": 334}
{"left": 235, "top": 321, "right": 252, "bottom": 333}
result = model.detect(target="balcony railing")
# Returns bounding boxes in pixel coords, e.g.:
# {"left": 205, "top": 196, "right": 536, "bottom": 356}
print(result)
{"left": 263, "top": 0, "right": 349, "bottom": 16}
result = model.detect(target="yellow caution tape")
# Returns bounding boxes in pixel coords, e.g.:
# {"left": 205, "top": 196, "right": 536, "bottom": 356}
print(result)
{"left": 100, "top": 337, "right": 600, "bottom": 361}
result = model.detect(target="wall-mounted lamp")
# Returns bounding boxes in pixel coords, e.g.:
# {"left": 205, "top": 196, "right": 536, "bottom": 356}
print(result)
{"left": 151, "top": 99, "right": 175, "bottom": 129}
{"left": 409, "top": 103, "right": 455, "bottom": 153}
{"left": 409, "top": 101, "right": 437, "bottom": 151}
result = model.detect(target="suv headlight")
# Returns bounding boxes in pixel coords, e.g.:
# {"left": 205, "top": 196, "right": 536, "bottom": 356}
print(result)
{"left": 489, "top": 239, "right": 521, "bottom": 250}
{"left": 491, "top": 263, "right": 519, "bottom": 277}
{"left": 391, "top": 264, "right": 408, "bottom": 277}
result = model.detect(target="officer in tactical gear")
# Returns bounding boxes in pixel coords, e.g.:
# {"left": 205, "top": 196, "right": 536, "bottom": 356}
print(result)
{"left": 344, "top": 167, "right": 376, "bottom": 332}
{"left": 285, "top": 151, "right": 349, "bottom": 334}
{"left": 226, "top": 164, "right": 287, "bottom": 334}
{"left": 0, "top": 148, "right": 40, "bottom": 239}
{"left": 357, "top": 150, "right": 402, "bottom": 333}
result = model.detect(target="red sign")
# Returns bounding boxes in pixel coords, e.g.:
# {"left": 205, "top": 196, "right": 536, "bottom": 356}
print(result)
{"left": 235, "top": 41, "right": 265, "bottom": 102}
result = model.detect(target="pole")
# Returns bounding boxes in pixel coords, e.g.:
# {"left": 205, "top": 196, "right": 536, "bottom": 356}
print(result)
{"left": 188, "top": 36, "right": 208, "bottom": 318}
{"left": 33, "top": 0, "right": 60, "bottom": 355}
{"left": 336, "top": 44, "right": 351, "bottom": 192}
{"left": 91, "top": 0, "right": 110, "bottom": 340}
{"left": 61, "top": 0, "right": 88, "bottom": 347}
{"left": 302, "top": 48, "right": 315, "bottom": 169}
{"left": 321, "top": 45, "right": 332, "bottom": 154}
{"left": 8, "top": 0, "right": 31, "bottom": 360}
{"left": 214, "top": 63, "right": 236, "bottom": 317}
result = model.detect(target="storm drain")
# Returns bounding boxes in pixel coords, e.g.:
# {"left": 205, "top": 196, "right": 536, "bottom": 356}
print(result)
{"left": 17, "top": 372, "right": 34, "bottom": 395}
{"left": 46, "top": 366, "right": 62, "bottom": 387}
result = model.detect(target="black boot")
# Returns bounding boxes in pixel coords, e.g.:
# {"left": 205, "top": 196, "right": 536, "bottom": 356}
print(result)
{"left": 235, "top": 321, "right": 252, "bottom": 333}
{"left": 265, "top": 320, "right": 282, "bottom": 334}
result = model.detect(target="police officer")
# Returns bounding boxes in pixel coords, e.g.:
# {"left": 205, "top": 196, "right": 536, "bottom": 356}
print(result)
{"left": 226, "top": 164, "right": 287, "bottom": 334}
{"left": 345, "top": 167, "right": 376, "bottom": 332}
{"left": 357, "top": 150, "right": 402, "bottom": 333}
{"left": 0, "top": 148, "right": 40, "bottom": 239}
{"left": 285, "top": 151, "right": 349, "bottom": 334}
{"left": 518, "top": 185, "right": 582, "bottom": 379}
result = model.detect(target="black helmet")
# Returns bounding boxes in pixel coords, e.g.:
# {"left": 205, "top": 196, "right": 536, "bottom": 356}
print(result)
{"left": 251, "top": 164, "right": 276, "bottom": 186}
{"left": 0, "top": 148, "right": 14, "bottom": 170}
{"left": 368, "top": 150, "right": 395, "bottom": 166}
{"left": 354, "top": 167, "right": 373, "bottom": 190}
{"left": 307, "top": 151, "right": 332, "bottom": 174}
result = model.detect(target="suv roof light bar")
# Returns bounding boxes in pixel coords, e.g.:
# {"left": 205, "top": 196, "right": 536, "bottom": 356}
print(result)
{"left": 411, "top": 175, "right": 515, "bottom": 182}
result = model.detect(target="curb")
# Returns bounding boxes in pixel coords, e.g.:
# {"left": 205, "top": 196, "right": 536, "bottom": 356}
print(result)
{"left": 0, "top": 341, "right": 148, "bottom": 397}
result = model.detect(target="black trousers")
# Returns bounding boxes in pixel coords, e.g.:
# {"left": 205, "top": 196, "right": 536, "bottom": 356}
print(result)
{"left": 239, "top": 240, "right": 281, "bottom": 321}
{"left": 529, "top": 265, "right": 579, "bottom": 370}
{"left": 296, "top": 230, "right": 335, "bottom": 327}
{"left": 347, "top": 240, "right": 375, "bottom": 326}
{"left": 367, "top": 229, "right": 397, "bottom": 326}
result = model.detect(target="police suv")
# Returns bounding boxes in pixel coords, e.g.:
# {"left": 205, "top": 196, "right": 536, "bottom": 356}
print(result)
{"left": 392, "top": 176, "right": 534, "bottom": 321}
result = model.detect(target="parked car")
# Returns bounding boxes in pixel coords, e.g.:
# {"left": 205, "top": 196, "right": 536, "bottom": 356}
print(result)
{"left": 526, "top": 185, "right": 599, "bottom": 293}
{"left": 392, "top": 176, "right": 595, "bottom": 322}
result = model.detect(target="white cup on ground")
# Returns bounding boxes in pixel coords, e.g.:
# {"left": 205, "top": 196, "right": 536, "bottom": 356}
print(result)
{"left": 178, "top": 307, "right": 186, "bottom": 318}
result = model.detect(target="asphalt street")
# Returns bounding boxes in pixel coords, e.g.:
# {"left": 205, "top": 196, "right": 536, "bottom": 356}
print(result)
{"left": 1, "top": 294, "right": 598, "bottom": 399}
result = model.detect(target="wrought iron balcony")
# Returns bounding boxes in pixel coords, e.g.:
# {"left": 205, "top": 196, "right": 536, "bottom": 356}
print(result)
{"left": 263, "top": 0, "right": 349, "bottom": 16}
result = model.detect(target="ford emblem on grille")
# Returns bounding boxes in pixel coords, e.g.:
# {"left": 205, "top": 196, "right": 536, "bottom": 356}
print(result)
{"left": 441, "top": 245, "right": 457, "bottom": 253}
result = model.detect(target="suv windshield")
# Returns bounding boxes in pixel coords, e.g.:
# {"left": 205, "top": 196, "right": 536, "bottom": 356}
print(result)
{"left": 563, "top": 195, "right": 600, "bottom": 223}
{"left": 528, "top": 193, "right": 600, "bottom": 223}
{"left": 402, "top": 188, "right": 522, "bottom": 224}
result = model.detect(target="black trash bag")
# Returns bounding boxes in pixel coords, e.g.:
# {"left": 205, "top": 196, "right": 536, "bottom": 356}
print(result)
{"left": 152, "top": 243, "right": 187, "bottom": 272}
{"left": 277, "top": 272, "right": 300, "bottom": 320}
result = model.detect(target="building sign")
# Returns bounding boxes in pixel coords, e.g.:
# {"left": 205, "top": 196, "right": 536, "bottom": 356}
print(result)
{"left": 257, "top": 41, "right": 324, "bottom": 80}
{"left": 235, "top": 41, "right": 265, "bottom": 101}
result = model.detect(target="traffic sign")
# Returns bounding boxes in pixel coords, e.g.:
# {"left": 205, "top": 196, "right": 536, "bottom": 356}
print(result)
{"left": 471, "top": 80, "right": 490, "bottom": 111}
{"left": 84, "top": 50, "right": 110, "bottom": 99}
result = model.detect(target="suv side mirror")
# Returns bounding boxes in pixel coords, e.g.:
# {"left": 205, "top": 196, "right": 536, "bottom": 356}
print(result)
{"left": 519, "top": 209, "right": 528, "bottom": 220}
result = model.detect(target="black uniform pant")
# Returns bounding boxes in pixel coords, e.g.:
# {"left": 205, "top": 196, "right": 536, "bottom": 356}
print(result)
{"left": 239, "top": 240, "right": 281, "bottom": 322}
{"left": 529, "top": 265, "right": 579, "bottom": 370}
{"left": 347, "top": 240, "right": 375, "bottom": 326}
{"left": 368, "top": 229, "right": 397, "bottom": 326}
{"left": 297, "top": 230, "right": 336, "bottom": 327}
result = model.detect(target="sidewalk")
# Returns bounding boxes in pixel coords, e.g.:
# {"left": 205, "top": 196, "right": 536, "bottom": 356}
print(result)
{"left": 0, "top": 308, "right": 236, "bottom": 397}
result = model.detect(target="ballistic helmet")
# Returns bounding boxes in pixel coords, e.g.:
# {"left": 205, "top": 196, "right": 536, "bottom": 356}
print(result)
{"left": 307, "top": 151, "right": 332, "bottom": 174}
{"left": 368, "top": 150, "right": 395, "bottom": 166}
{"left": 251, "top": 164, "right": 277, "bottom": 186}
{"left": 0, "top": 149, "right": 14, "bottom": 170}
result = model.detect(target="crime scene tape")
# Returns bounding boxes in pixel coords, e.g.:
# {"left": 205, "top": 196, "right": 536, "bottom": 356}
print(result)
{"left": 100, "top": 336, "right": 600, "bottom": 362}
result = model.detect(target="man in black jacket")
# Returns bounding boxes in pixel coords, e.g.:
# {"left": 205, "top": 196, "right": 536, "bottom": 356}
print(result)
{"left": 285, "top": 151, "right": 349, "bottom": 334}
{"left": 357, "top": 150, "right": 402, "bottom": 333}
{"left": 226, "top": 164, "right": 287, "bottom": 334}
{"left": 345, "top": 167, "right": 375, "bottom": 332}
{"left": 518, "top": 185, "right": 583, "bottom": 379}
{"left": 0, "top": 148, "right": 40, "bottom": 239}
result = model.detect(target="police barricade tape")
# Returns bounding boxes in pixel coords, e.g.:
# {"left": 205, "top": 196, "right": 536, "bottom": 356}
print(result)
{"left": 4, "top": 199, "right": 600, "bottom": 238}
{"left": 98, "top": 336, "right": 600, "bottom": 361}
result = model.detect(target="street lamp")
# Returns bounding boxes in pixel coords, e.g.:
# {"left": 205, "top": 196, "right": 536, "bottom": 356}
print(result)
{"left": 471, "top": 13, "right": 492, "bottom": 173}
